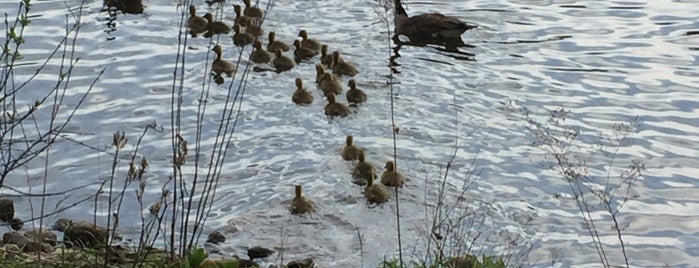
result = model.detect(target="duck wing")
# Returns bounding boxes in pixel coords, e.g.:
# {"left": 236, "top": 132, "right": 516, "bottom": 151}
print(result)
{"left": 403, "top": 13, "right": 475, "bottom": 38}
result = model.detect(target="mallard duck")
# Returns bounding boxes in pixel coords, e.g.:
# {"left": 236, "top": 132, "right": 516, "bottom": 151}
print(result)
{"left": 324, "top": 94, "right": 350, "bottom": 118}
{"left": 393, "top": 0, "right": 476, "bottom": 39}
{"left": 292, "top": 78, "right": 313, "bottom": 105}
{"left": 250, "top": 40, "right": 271, "bottom": 63}
{"left": 341, "top": 135, "right": 361, "bottom": 161}
{"left": 364, "top": 173, "right": 389, "bottom": 204}
{"left": 187, "top": 5, "right": 208, "bottom": 37}
{"left": 332, "top": 51, "right": 358, "bottom": 77}
{"left": 381, "top": 161, "right": 404, "bottom": 187}
{"left": 267, "top": 32, "right": 289, "bottom": 52}
{"left": 352, "top": 149, "right": 376, "bottom": 186}
{"left": 293, "top": 40, "right": 318, "bottom": 61}
{"left": 232, "top": 24, "right": 254, "bottom": 47}
{"left": 346, "top": 79, "right": 367, "bottom": 104}
{"left": 203, "top": 13, "right": 231, "bottom": 37}
{"left": 212, "top": 45, "right": 235, "bottom": 77}
{"left": 289, "top": 185, "right": 314, "bottom": 215}
{"left": 297, "top": 30, "right": 321, "bottom": 52}
{"left": 320, "top": 45, "right": 333, "bottom": 66}
{"left": 232, "top": 4, "right": 252, "bottom": 27}
{"left": 315, "top": 64, "right": 342, "bottom": 96}
{"left": 243, "top": 0, "right": 264, "bottom": 18}
{"left": 272, "top": 49, "right": 294, "bottom": 72}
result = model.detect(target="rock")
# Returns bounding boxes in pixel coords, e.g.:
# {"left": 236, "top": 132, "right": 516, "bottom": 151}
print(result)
{"left": 206, "top": 231, "right": 225, "bottom": 244}
{"left": 247, "top": 246, "right": 274, "bottom": 259}
{"left": 233, "top": 255, "right": 259, "bottom": 268}
{"left": 25, "top": 228, "right": 58, "bottom": 246}
{"left": 287, "top": 257, "right": 314, "bottom": 268}
{"left": 3, "top": 231, "right": 28, "bottom": 248}
{"left": 0, "top": 199, "right": 15, "bottom": 222}
{"left": 53, "top": 218, "right": 73, "bottom": 232}
{"left": 9, "top": 218, "right": 23, "bottom": 230}
{"left": 64, "top": 221, "right": 109, "bottom": 248}
{"left": 0, "top": 243, "right": 22, "bottom": 259}
{"left": 23, "top": 240, "right": 53, "bottom": 253}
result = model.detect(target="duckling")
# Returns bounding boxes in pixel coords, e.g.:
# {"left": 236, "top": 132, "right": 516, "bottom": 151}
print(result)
{"left": 272, "top": 49, "right": 295, "bottom": 72}
{"left": 203, "top": 13, "right": 231, "bottom": 37}
{"left": 292, "top": 78, "right": 313, "bottom": 106}
{"left": 211, "top": 45, "right": 235, "bottom": 77}
{"left": 320, "top": 45, "right": 333, "bottom": 66}
{"left": 341, "top": 135, "right": 361, "bottom": 161}
{"left": 352, "top": 149, "right": 376, "bottom": 186}
{"left": 250, "top": 40, "right": 271, "bottom": 64}
{"left": 232, "top": 24, "right": 254, "bottom": 47}
{"left": 332, "top": 51, "right": 358, "bottom": 77}
{"left": 393, "top": 0, "right": 476, "bottom": 39}
{"left": 187, "top": 5, "right": 208, "bottom": 37}
{"left": 245, "top": 21, "right": 264, "bottom": 37}
{"left": 243, "top": 0, "right": 264, "bottom": 18}
{"left": 267, "top": 32, "right": 289, "bottom": 52}
{"left": 297, "top": 30, "right": 322, "bottom": 52}
{"left": 324, "top": 94, "right": 350, "bottom": 118}
{"left": 346, "top": 79, "right": 367, "bottom": 104}
{"left": 315, "top": 64, "right": 342, "bottom": 96}
{"left": 232, "top": 4, "right": 252, "bottom": 27}
{"left": 293, "top": 40, "right": 318, "bottom": 61}
{"left": 364, "top": 173, "right": 389, "bottom": 204}
{"left": 381, "top": 161, "right": 404, "bottom": 187}
{"left": 289, "top": 185, "right": 314, "bottom": 215}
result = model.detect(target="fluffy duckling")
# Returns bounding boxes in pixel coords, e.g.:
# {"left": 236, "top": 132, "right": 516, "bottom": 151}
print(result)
{"left": 243, "top": 0, "right": 264, "bottom": 18}
{"left": 346, "top": 79, "right": 367, "bottom": 104}
{"left": 267, "top": 32, "right": 289, "bottom": 52}
{"left": 289, "top": 185, "right": 314, "bottom": 215}
{"left": 293, "top": 40, "right": 318, "bottom": 61}
{"left": 245, "top": 22, "right": 264, "bottom": 37}
{"left": 320, "top": 45, "right": 333, "bottom": 66}
{"left": 324, "top": 94, "right": 350, "bottom": 118}
{"left": 232, "top": 5, "right": 252, "bottom": 27}
{"left": 297, "top": 30, "right": 321, "bottom": 52}
{"left": 393, "top": 0, "right": 476, "bottom": 39}
{"left": 341, "top": 135, "right": 361, "bottom": 161}
{"left": 381, "top": 161, "right": 405, "bottom": 187}
{"left": 203, "top": 13, "right": 231, "bottom": 37}
{"left": 292, "top": 78, "right": 313, "bottom": 105}
{"left": 364, "top": 173, "right": 389, "bottom": 204}
{"left": 232, "top": 24, "right": 254, "bottom": 47}
{"left": 315, "top": 64, "right": 342, "bottom": 96}
{"left": 212, "top": 45, "right": 235, "bottom": 77}
{"left": 332, "top": 51, "right": 358, "bottom": 77}
{"left": 250, "top": 40, "right": 271, "bottom": 64}
{"left": 273, "top": 49, "right": 295, "bottom": 72}
{"left": 352, "top": 149, "right": 376, "bottom": 186}
{"left": 187, "top": 5, "right": 208, "bottom": 37}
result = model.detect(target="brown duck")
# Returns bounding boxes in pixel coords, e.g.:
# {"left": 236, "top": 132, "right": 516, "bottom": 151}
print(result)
{"left": 243, "top": 0, "right": 264, "bottom": 18}
{"left": 232, "top": 4, "right": 252, "bottom": 27}
{"left": 211, "top": 45, "right": 235, "bottom": 77}
{"left": 315, "top": 64, "right": 342, "bottom": 96}
{"left": 346, "top": 79, "right": 367, "bottom": 104}
{"left": 187, "top": 5, "right": 208, "bottom": 37}
{"left": 203, "top": 13, "right": 231, "bottom": 37}
{"left": 364, "top": 173, "right": 389, "bottom": 204}
{"left": 232, "top": 24, "right": 254, "bottom": 47}
{"left": 341, "top": 135, "right": 361, "bottom": 161}
{"left": 273, "top": 49, "right": 295, "bottom": 72}
{"left": 289, "top": 185, "right": 314, "bottom": 215}
{"left": 393, "top": 0, "right": 476, "bottom": 39}
{"left": 267, "top": 32, "right": 289, "bottom": 52}
{"left": 332, "top": 51, "right": 358, "bottom": 77}
{"left": 293, "top": 40, "right": 318, "bottom": 61}
{"left": 352, "top": 149, "right": 376, "bottom": 186}
{"left": 381, "top": 161, "right": 404, "bottom": 187}
{"left": 324, "top": 94, "right": 350, "bottom": 118}
{"left": 320, "top": 45, "right": 333, "bottom": 66}
{"left": 292, "top": 78, "right": 313, "bottom": 105}
{"left": 298, "top": 30, "right": 321, "bottom": 52}
{"left": 250, "top": 40, "right": 271, "bottom": 64}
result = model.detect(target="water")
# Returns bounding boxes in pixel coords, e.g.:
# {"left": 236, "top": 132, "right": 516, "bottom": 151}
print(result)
{"left": 2, "top": 0, "right": 698, "bottom": 266}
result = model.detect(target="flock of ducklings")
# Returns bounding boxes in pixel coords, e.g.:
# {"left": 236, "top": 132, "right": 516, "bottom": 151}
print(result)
{"left": 187, "top": 1, "right": 396, "bottom": 215}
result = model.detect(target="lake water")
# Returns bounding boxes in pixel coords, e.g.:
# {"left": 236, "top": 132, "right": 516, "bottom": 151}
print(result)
{"left": 2, "top": 0, "right": 699, "bottom": 266}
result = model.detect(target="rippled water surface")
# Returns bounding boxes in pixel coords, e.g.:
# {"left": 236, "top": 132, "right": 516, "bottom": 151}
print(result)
{"left": 2, "top": 0, "right": 699, "bottom": 266}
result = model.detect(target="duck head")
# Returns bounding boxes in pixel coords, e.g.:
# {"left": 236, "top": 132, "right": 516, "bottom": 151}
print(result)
{"left": 348, "top": 79, "right": 356, "bottom": 89}
{"left": 212, "top": 45, "right": 223, "bottom": 57}
{"left": 326, "top": 94, "right": 337, "bottom": 104}
{"left": 295, "top": 78, "right": 303, "bottom": 89}
{"left": 189, "top": 5, "right": 197, "bottom": 16}
{"left": 358, "top": 149, "right": 366, "bottom": 163}
{"left": 321, "top": 44, "right": 328, "bottom": 57}
{"left": 268, "top": 31, "right": 277, "bottom": 42}
{"left": 332, "top": 51, "right": 341, "bottom": 64}
{"left": 346, "top": 135, "right": 354, "bottom": 146}
{"left": 233, "top": 4, "right": 242, "bottom": 16}
{"left": 294, "top": 185, "right": 303, "bottom": 198}
{"left": 203, "top": 13, "right": 214, "bottom": 23}
{"left": 274, "top": 48, "right": 284, "bottom": 58}
{"left": 298, "top": 30, "right": 309, "bottom": 40}
{"left": 385, "top": 161, "right": 396, "bottom": 171}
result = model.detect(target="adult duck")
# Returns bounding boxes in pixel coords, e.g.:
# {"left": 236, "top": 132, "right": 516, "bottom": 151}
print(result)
{"left": 393, "top": 0, "right": 475, "bottom": 39}
{"left": 211, "top": 45, "right": 235, "bottom": 77}
{"left": 292, "top": 78, "right": 313, "bottom": 105}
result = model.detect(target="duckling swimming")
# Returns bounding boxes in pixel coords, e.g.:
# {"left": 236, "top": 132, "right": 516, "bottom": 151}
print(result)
{"left": 315, "top": 64, "right": 342, "bottom": 96}
{"left": 320, "top": 45, "right": 333, "bottom": 67}
{"left": 364, "top": 173, "right": 389, "bottom": 204}
{"left": 332, "top": 51, "right": 358, "bottom": 77}
{"left": 267, "top": 32, "right": 289, "bottom": 53}
{"left": 292, "top": 78, "right": 313, "bottom": 106}
{"left": 203, "top": 13, "right": 231, "bottom": 37}
{"left": 381, "top": 161, "right": 404, "bottom": 187}
{"left": 243, "top": 0, "right": 264, "bottom": 18}
{"left": 232, "top": 24, "right": 254, "bottom": 47}
{"left": 346, "top": 79, "right": 367, "bottom": 104}
{"left": 297, "top": 30, "right": 321, "bottom": 52}
{"left": 352, "top": 149, "right": 376, "bottom": 186}
{"left": 187, "top": 5, "right": 208, "bottom": 37}
{"left": 324, "top": 94, "right": 350, "bottom": 118}
{"left": 233, "top": 4, "right": 252, "bottom": 27}
{"left": 341, "top": 135, "right": 361, "bottom": 161}
{"left": 289, "top": 185, "right": 314, "bottom": 215}
{"left": 250, "top": 40, "right": 271, "bottom": 63}
{"left": 273, "top": 49, "right": 295, "bottom": 72}
{"left": 293, "top": 40, "right": 318, "bottom": 61}
{"left": 211, "top": 45, "right": 235, "bottom": 77}
{"left": 245, "top": 21, "right": 264, "bottom": 37}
